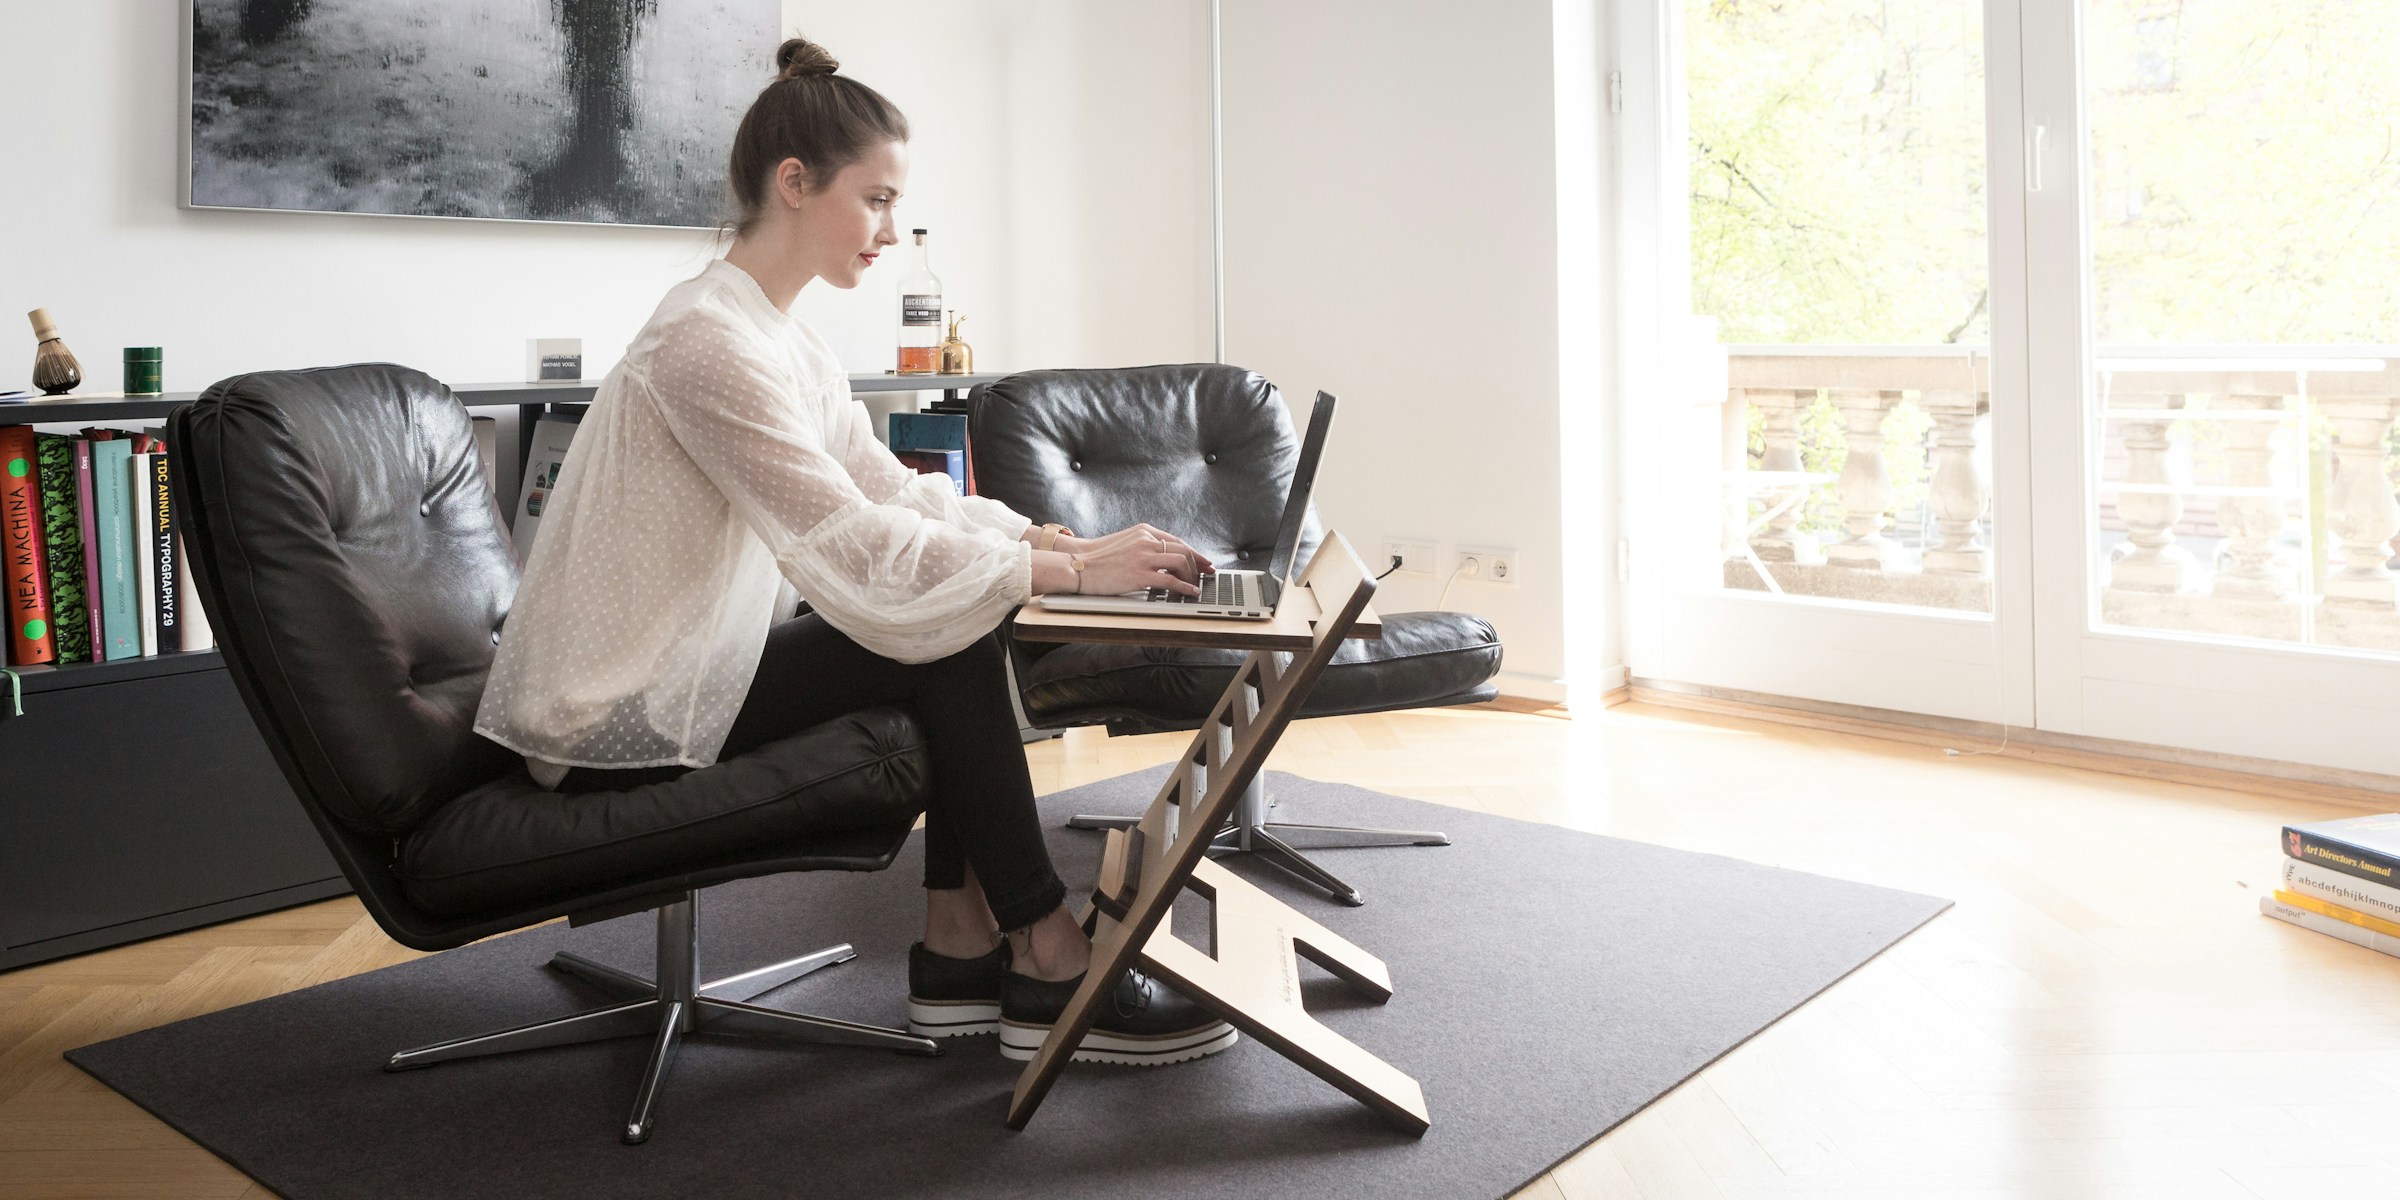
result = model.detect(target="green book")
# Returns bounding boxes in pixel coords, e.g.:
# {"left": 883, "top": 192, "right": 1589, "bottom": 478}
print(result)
{"left": 90, "top": 437, "right": 139, "bottom": 662}
{"left": 33, "top": 434, "right": 90, "bottom": 663}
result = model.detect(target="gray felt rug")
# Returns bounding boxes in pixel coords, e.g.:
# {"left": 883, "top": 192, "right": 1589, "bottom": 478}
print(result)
{"left": 67, "top": 768, "right": 1949, "bottom": 1200}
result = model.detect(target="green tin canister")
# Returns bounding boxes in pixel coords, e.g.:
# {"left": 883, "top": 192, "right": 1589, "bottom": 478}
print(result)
{"left": 122, "top": 347, "right": 162, "bottom": 395}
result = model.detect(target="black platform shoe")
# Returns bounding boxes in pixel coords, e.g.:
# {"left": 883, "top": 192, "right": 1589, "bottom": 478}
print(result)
{"left": 906, "top": 941, "right": 1009, "bottom": 1038}
{"left": 997, "top": 965, "right": 1238, "bottom": 1065}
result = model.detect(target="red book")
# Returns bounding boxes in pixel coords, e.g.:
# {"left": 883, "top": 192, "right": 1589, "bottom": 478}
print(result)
{"left": 1, "top": 425, "right": 58, "bottom": 665}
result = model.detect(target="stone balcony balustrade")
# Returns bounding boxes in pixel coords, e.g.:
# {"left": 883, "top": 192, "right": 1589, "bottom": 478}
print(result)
{"left": 1721, "top": 347, "right": 2400, "bottom": 653}
{"left": 2090, "top": 357, "right": 2400, "bottom": 652}
{"left": 1723, "top": 347, "right": 1994, "bottom": 611}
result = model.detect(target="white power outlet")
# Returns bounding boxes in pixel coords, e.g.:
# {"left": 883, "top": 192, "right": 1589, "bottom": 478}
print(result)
{"left": 1457, "top": 545, "right": 1520, "bottom": 588}
{"left": 1383, "top": 539, "right": 1438, "bottom": 576}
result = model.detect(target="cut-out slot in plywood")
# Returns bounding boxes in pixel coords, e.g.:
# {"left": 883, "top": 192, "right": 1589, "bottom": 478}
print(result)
{"left": 1139, "top": 858, "right": 1422, "bottom": 1132}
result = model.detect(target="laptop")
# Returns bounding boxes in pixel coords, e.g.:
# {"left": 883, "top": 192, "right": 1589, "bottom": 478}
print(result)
{"left": 1036, "top": 391, "right": 1335, "bottom": 621}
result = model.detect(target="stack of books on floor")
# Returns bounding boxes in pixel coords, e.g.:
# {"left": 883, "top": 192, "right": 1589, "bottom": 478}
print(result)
{"left": 2262, "top": 814, "right": 2400, "bottom": 957}
{"left": 1, "top": 425, "right": 214, "bottom": 672}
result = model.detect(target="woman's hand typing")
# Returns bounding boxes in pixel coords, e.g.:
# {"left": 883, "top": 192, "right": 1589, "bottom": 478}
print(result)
{"left": 1065, "top": 524, "right": 1214, "bottom": 574}
{"left": 1029, "top": 524, "right": 1213, "bottom": 596}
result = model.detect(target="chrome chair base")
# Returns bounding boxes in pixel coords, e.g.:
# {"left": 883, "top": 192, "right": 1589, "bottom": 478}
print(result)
{"left": 384, "top": 891, "right": 937, "bottom": 1144}
{"left": 1066, "top": 773, "right": 1446, "bottom": 907}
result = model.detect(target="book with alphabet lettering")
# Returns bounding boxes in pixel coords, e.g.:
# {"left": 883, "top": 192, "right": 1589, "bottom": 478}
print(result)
{"left": 2281, "top": 856, "right": 2400, "bottom": 926}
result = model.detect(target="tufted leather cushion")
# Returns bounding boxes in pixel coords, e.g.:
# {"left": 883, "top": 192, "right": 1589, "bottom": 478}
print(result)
{"left": 398, "top": 706, "right": 929, "bottom": 916}
{"left": 1017, "top": 611, "right": 1502, "bottom": 735}
{"left": 177, "top": 365, "right": 525, "bottom": 836}
{"left": 969, "top": 365, "right": 1323, "bottom": 574}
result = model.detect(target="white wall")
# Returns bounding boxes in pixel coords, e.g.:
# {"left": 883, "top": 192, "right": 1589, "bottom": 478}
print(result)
{"left": 1, "top": 1, "right": 1211, "bottom": 494}
{"left": 786, "top": 1, "right": 1216, "bottom": 374}
{"left": 5, "top": 0, "right": 1621, "bottom": 701}
{"left": 1220, "top": 0, "right": 1607, "bottom": 701}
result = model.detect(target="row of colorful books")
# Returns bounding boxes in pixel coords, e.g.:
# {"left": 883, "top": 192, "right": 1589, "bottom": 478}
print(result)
{"left": 2261, "top": 814, "right": 2400, "bottom": 955}
{"left": 1, "top": 425, "right": 214, "bottom": 669}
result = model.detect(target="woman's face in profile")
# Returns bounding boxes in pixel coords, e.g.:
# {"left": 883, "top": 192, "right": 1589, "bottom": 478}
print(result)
{"left": 791, "top": 139, "right": 908, "bottom": 290}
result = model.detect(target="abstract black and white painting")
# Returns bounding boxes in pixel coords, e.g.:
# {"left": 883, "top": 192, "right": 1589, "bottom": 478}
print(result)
{"left": 187, "top": 0, "right": 779, "bottom": 228}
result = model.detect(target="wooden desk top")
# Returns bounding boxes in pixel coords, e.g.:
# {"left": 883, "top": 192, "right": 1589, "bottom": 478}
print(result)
{"left": 1012, "top": 585, "right": 1382, "bottom": 650}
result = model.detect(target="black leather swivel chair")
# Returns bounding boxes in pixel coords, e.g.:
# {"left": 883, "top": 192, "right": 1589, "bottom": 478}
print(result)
{"left": 169, "top": 365, "right": 940, "bottom": 1145}
{"left": 968, "top": 364, "right": 1505, "bottom": 905}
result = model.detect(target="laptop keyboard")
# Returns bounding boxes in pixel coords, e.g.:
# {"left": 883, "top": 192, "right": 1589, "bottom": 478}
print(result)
{"left": 1149, "top": 573, "right": 1251, "bottom": 609}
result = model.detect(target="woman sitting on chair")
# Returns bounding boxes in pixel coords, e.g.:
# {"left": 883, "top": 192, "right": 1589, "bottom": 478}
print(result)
{"left": 474, "top": 34, "right": 1235, "bottom": 1067}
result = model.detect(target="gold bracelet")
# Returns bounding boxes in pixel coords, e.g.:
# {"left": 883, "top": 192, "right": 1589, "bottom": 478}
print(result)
{"left": 1068, "top": 553, "right": 1087, "bottom": 594}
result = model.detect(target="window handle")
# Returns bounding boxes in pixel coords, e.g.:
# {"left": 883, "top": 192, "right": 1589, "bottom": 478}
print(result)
{"left": 2027, "top": 124, "right": 2049, "bottom": 192}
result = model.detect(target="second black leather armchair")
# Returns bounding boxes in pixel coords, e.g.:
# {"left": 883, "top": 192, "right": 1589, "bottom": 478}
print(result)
{"left": 969, "top": 364, "right": 1506, "bottom": 903}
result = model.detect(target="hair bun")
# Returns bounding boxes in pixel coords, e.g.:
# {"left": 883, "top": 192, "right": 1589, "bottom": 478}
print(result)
{"left": 775, "top": 37, "right": 839, "bottom": 81}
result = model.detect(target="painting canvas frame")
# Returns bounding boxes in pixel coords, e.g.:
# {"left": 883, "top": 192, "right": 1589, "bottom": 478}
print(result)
{"left": 183, "top": 0, "right": 781, "bottom": 230}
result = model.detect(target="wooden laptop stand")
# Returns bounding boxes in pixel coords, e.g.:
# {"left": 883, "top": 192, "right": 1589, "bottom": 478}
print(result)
{"left": 1005, "top": 532, "right": 1429, "bottom": 1135}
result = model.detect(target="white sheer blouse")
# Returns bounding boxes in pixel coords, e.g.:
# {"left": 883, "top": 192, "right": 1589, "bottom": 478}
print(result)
{"left": 473, "top": 259, "right": 1033, "bottom": 784}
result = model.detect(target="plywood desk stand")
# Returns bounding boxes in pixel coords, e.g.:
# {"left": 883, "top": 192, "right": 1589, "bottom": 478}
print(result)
{"left": 1005, "top": 532, "right": 1430, "bottom": 1136}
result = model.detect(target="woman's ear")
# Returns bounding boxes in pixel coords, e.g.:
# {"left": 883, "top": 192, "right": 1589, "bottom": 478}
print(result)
{"left": 774, "top": 158, "right": 811, "bottom": 209}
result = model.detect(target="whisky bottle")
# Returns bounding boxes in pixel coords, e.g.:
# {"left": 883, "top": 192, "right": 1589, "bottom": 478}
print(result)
{"left": 896, "top": 229, "right": 942, "bottom": 375}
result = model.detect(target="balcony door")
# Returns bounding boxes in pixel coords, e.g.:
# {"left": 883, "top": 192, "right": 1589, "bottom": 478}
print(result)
{"left": 2020, "top": 0, "right": 2400, "bottom": 775}
{"left": 1626, "top": 0, "right": 2400, "bottom": 777}
{"left": 1621, "top": 0, "right": 2040, "bottom": 728}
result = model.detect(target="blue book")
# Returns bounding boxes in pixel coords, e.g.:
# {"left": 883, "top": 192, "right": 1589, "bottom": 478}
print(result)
{"left": 89, "top": 437, "right": 140, "bottom": 661}
{"left": 887, "top": 412, "right": 974, "bottom": 495}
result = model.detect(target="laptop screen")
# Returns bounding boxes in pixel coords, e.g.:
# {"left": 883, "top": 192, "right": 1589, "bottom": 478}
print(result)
{"left": 1265, "top": 391, "right": 1337, "bottom": 585}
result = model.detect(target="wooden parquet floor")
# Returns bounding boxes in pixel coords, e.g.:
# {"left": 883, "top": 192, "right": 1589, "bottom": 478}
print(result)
{"left": 4, "top": 699, "right": 2395, "bottom": 1199}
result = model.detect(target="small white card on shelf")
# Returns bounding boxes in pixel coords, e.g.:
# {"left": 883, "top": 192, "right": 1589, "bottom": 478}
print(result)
{"left": 526, "top": 338, "right": 583, "bottom": 383}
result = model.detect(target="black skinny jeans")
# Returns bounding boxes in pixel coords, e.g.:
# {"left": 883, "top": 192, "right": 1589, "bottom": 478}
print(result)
{"left": 560, "top": 614, "right": 1067, "bottom": 931}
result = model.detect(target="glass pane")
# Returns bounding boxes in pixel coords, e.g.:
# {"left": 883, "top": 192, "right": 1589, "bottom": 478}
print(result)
{"left": 2085, "top": 2, "right": 2400, "bottom": 657}
{"left": 1686, "top": 0, "right": 1995, "bottom": 614}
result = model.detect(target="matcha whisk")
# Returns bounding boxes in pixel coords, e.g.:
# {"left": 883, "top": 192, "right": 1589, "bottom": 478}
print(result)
{"left": 28, "top": 309, "right": 82, "bottom": 395}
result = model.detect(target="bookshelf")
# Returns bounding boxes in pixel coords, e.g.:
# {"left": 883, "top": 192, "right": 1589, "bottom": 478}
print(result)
{"left": 9, "top": 643, "right": 226, "bottom": 694}
{"left": 0, "top": 373, "right": 1003, "bottom": 971}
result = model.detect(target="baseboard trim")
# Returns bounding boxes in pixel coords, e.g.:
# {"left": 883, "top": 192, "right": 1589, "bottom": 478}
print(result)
{"left": 1627, "top": 678, "right": 2400, "bottom": 811}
